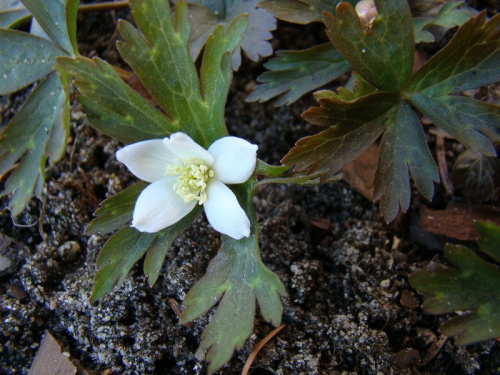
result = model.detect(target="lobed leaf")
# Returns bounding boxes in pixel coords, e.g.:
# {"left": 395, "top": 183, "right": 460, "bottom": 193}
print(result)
{"left": 57, "top": 56, "right": 176, "bottom": 144}
{"left": 91, "top": 227, "right": 156, "bottom": 301}
{"left": 318, "top": 74, "right": 377, "bottom": 101}
{"left": 258, "top": 0, "right": 356, "bottom": 25}
{"left": 200, "top": 15, "right": 248, "bottom": 131}
{"left": 282, "top": 92, "right": 398, "bottom": 179}
{"left": 0, "top": 72, "right": 69, "bottom": 215}
{"left": 85, "top": 182, "right": 148, "bottom": 236}
{"left": 0, "top": 29, "right": 63, "bottom": 95}
{"left": 373, "top": 103, "right": 439, "bottom": 223}
{"left": 20, "top": 0, "right": 78, "bottom": 56}
{"left": 409, "top": 222, "right": 500, "bottom": 345}
{"left": 181, "top": 184, "right": 285, "bottom": 374}
{"left": 409, "top": 94, "right": 500, "bottom": 157}
{"left": 324, "top": 0, "right": 414, "bottom": 93}
{"left": 181, "top": 234, "right": 285, "bottom": 374}
{"left": 117, "top": 0, "right": 202, "bottom": 136}
{"left": 188, "top": 0, "right": 275, "bottom": 71}
{"left": 143, "top": 208, "right": 200, "bottom": 286}
{"left": 116, "top": 0, "right": 245, "bottom": 147}
{"left": 413, "top": 0, "right": 474, "bottom": 43}
{"left": 283, "top": 9, "right": 500, "bottom": 222}
{"left": 91, "top": 207, "right": 200, "bottom": 301}
{"left": 247, "top": 43, "right": 350, "bottom": 106}
{"left": 410, "top": 12, "right": 500, "bottom": 96}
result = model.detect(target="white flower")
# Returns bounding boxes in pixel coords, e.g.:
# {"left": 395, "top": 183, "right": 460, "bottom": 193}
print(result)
{"left": 116, "top": 132, "right": 258, "bottom": 240}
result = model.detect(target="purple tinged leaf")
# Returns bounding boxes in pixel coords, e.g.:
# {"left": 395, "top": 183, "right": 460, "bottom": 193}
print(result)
{"left": 410, "top": 94, "right": 500, "bottom": 157}
{"left": 374, "top": 103, "right": 439, "bottom": 223}
{"left": 410, "top": 12, "right": 500, "bottom": 96}
{"left": 247, "top": 43, "right": 350, "bottom": 106}
{"left": 323, "top": 0, "right": 414, "bottom": 93}
{"left": 282, "top": 92, "right": 398, "bottom": 179}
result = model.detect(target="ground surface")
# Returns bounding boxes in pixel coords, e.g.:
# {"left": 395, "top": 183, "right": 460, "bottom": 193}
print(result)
{"left": 1, "top": 1, "right": 499, "bottom": 374}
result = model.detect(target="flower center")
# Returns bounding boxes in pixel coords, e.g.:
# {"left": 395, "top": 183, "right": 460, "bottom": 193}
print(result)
{"left": 166, "top": 158, "right": 214, "bottom": 204}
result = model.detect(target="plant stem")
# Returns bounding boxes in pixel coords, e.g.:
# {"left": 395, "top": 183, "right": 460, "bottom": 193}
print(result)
{"left": 78, "top": 1, "right": 129, "bottom": 13}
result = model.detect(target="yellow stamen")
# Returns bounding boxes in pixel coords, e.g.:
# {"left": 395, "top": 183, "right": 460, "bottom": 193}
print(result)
{"left": 166, "top": 158, "right": 214, "bottom": 204}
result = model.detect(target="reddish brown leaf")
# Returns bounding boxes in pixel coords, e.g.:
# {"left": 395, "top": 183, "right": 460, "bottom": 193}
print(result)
{"left": 341, "top": 143, "right": 379, "bottom": 201}
{"left": 420, "top": 203, "right": 500, "bottom": 241}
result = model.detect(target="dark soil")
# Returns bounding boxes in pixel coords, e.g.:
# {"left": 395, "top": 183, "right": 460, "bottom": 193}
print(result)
{"left": 1, "top": 2, "right": 499, "bottom": 374}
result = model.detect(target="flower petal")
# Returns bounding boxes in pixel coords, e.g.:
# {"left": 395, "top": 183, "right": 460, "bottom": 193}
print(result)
{"left": 208, "top": 136, "right": 258, "bottom": 184}
{"left": 116, "top": 139, "right": 175, "bottom": 182}
{"left": 132, "top": 177, "right": 196, "bottom": 233}
{"left": 204, "top": 179, "right": 250, "bottom": 239}
{"left": 164, "top": 133, "right": 213, "bottom": 165}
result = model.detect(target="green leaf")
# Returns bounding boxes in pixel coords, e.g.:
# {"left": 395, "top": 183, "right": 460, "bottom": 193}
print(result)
{"left": 91, "top": 209, "right": 200, "bottom": 300}
{"left": 57, "top": 56, "right": 176, "bottom": 144}
{"left": 475, "top": 221, "right": 500, "bottom": 263}
{"left": 413, "top": 1, "right": 474, "bottom": 43}
{"left": 409, "top": 222, "right": 500, "bottom": 345}
{"left": 187, "top": 0, "right": 275, "bottom": 70}
{"left": 428, "top": 0, "right": 473, "bottom": 29}
{"left": 91, "top": 227, "right": 156, "bottom": 301}
{"left": 282, "top": 92, "right": 398, "bottom": 179}
{"left": 117, "top": 0, "right": 243, "bottom": 147}
{"left": 318, "top": 74, "right": 377, "bottom": 101}
{"left": 451, "top": 149, "right": 500, "bottom": 202}
{"left": 20, "top": 0, "right": 77, "bottom": 56}
{"left": 85, "top": 182, "right": 148, "bottom": 236}
{"left": 282, "top": 9, "right": 500, "bottom": 222}
{"left": 0, "top": 29, "right": 64, "bottom": 95}
{"left": 0, "top": 72, "right": 68, "bottom": 216}
{"left": 65, "top": 0, "right": 79, "bottom": 54}
{"left": 247, "top": 43, "right": 350, "bottom": 106}
{"left": 410, "top": 12, "right": 500, "bottom": 96}
{"left": 413, "top": 18, "right": 435, "bottom": 44}
{"left": 181, "top": 216, "right": 285, "bottom": 373}
{"left": 410, "top": 94, "right": 500, "bottom": 157}
{"left": 180, "top": 183, "right": 285, "bottom": 373}
{"left": 200, "top": 15, "right": 248, "bottom": 130}
{"left": 258, "top": 0, "right": 356, "bottom": 24}
{"left": 143, "top": 207, "right": 200, "bottom": 286}
{"left": 373, "top": 103, "right": 439, "bottom": 223}
{"left": 0, "top": 8, "right": 30, "bottom": 28}
{"left": 324, "top": 0, "right": 414, "bottom": 93}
